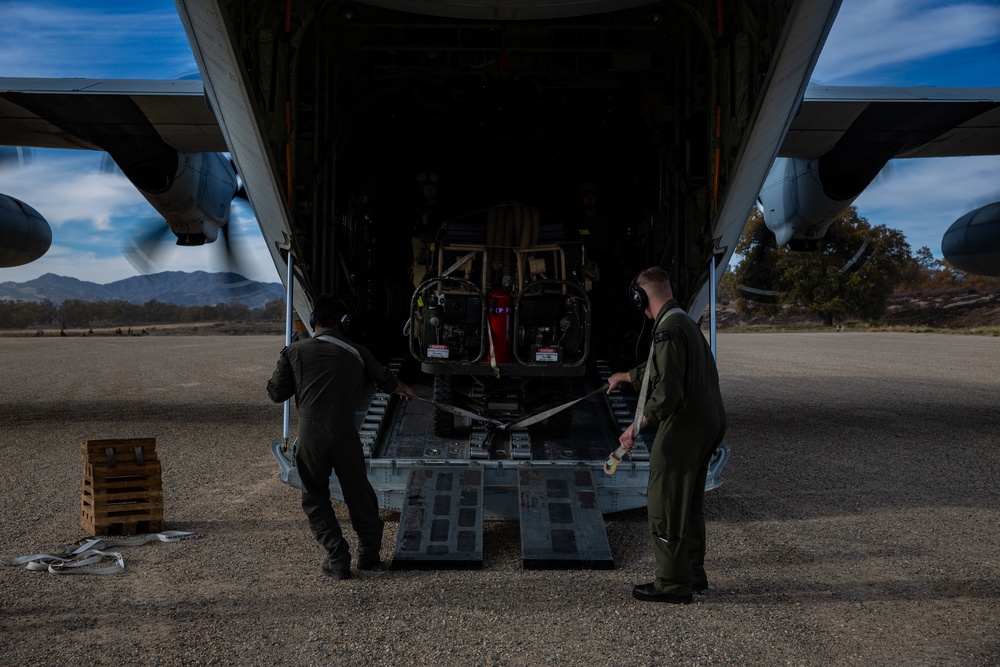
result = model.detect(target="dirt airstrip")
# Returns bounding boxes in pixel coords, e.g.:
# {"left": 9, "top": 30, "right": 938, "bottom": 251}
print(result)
{"left": 0, "top": 333, "right": 997, "bottom": 666}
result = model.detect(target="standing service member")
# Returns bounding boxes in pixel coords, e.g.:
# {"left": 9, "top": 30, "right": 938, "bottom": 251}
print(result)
{"left": 607, "top": 267, "right": 727, "bottom": 603}
{"left": 267, "top": 295, "right": 417, "bottom": 579}
{"left": 407, "top": 170, "right": 458, "bottom": 287}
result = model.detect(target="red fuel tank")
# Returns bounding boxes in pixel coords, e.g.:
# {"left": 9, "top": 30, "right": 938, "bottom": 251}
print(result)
{"left": 487, "top": 289, "right": 513, "bottom": 363}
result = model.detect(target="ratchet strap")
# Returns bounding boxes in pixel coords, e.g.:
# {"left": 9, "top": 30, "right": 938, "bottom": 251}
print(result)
{"left": 413, "top": 383, "right": 610, "bottom": 431}
{"left": 485, "top": 320, "right": 500, "bottom": 378}
{"left": 504, "top": 383, "right": 610, "bottom": 430}
{"left": 3, "top": 531, "right": 198, "bottom": 575}
{"left": 411, "top": 395, "right": 504, "bottom": 426}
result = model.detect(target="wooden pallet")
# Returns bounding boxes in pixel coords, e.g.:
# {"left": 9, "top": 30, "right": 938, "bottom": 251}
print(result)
{"left": 81, "top": 438, "right": 163, "bottom": 536}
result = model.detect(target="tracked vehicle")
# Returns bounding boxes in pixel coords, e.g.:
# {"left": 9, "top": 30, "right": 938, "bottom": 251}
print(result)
{"left": 409, "top": 202, "right": 591, "bottom": 446}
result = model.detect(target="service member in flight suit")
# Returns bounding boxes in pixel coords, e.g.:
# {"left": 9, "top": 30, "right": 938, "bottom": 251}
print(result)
{"left": 407, "top": 170, "right": 458, "bottom": 287}
{"left": 267, "top": 295, "right": 417, "bottom": 579}
{"left": 572, "top": 181, "right": 626, "bottom": 362}
{"left": 607, "top": 267, "right": 727, "bottom": 603}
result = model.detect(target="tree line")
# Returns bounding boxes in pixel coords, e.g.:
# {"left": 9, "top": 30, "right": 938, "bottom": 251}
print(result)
{"left": 6, "top": 207, "right": 995, "bottom": 330}
{"left": 722, "top": 206, "right": 999, "bottom": 325}
{"left": 0, "top": 298, "right": 286, "bottom": 330}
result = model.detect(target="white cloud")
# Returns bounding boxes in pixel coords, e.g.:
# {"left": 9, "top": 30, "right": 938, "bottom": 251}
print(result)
{"left": 1, "top": 151, "right": 149, "bottom": 230}
{"left": 815, "top": 0, "right": 1000, "bottom": 83}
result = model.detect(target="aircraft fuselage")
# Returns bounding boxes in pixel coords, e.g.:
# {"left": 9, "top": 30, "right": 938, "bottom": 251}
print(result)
{"left": 174, "top": 0, "right": 841, "bottom": 521}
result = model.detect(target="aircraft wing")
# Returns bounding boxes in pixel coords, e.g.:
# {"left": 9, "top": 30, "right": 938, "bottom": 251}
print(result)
{"left": 0, "top": 77, "right": 227, "bottom": 153}
{"left": 0, "top": 77, "right": 240, "bottom": 269}
{"left": 779, "top": 86, "right": 1000, "bottom": 160}
{"left": 762, "top": 85, "right": 1000, "bottom": 268}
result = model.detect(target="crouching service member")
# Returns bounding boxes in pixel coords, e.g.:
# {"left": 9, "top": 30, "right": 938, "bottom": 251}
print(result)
{"left": 607, "top": 267, "right": 727, "bottom": 603}
{"left": 267, "top": 295, "right": 417, "bottom": 579}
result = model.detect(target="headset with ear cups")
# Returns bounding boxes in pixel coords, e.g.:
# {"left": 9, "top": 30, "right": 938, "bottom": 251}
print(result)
{"left": 628, "top": 275, "right": 649, "bottom": 312}
{"left": 309, "top": 296, "right": 351, "bottom": 331}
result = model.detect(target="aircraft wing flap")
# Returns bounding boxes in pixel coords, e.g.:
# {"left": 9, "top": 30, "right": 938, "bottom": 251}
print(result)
{"left": 898, "top": 105, "right": 1000, "bottom": 158}
{"left": 780, "top": 86, "right": 1000, "bottom": 159}
{"left": 780, "top": 128, "right": 850, "bottom": 159}
{"left": 0, "top": 95, "right": 102, "bottom": 150}
{"left": 0, "top": 77, "right": 227, "bottom": 153}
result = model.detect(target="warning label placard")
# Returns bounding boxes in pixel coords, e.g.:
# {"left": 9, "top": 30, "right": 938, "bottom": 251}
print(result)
{"left": 534, "top": 347, "right": 559, "bottom": 362}
{"left": 427, "top": 345, "right": 450, "bottom": 359}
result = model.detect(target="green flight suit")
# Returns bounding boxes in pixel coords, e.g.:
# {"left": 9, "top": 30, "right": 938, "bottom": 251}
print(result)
{"left": 629, "top": 300, "right": 727, "bottom": 595}
{"left": 267, "top": 328, "right": 400, "bottom": 566}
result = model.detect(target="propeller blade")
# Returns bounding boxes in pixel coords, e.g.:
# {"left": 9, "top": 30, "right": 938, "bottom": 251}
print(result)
{"left": 99, "top": 154, "right": 125, "bottom": 177}
{"left": 870, "top": 161, "right": 895, "bottom": 189}
{"left": 0, "top": 147, "right": 34, "bottom": 173}
{"left": 123, "top": 221, "right": 173, "bottom": 274}
{"left": 219, "top": 222, "right": 244, "bottom": 276}
{"left": 216, "top": 222, "right": 257, "bottom": 293}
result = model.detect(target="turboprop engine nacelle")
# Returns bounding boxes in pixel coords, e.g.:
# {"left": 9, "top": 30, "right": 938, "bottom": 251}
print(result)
{"left": 0, "top": 193, "right": 52, "bottom": 267}
{"left": 758, "top": 157, "right": 872, "bottom": 250}
{"left": 123, "top": 151, "right": 238, "bottom": 246}
{"left": 941, "top": 201, "right": 1000, "bottom": 277}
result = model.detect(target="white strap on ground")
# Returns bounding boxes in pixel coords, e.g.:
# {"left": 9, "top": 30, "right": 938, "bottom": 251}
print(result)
{"left": 2, "top": 531, "right": 198, "bottom": 575}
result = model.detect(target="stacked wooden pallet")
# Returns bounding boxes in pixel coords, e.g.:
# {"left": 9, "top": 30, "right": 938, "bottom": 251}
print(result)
{"left": 80, "top": 438, "right": 163, "bottom": 536}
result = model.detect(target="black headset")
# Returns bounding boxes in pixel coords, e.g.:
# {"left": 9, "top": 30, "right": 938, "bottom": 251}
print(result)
{"left": 628, "top": 275, "right": 649, "bottom": 312}
{"left": 629, "top": 270, "right": 679, "bottom": 312}
{"left": 309, "top": 295, "right": 351, "bottom": 331}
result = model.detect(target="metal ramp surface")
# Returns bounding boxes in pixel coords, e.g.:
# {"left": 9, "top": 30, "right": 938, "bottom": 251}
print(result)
{"left": 517, "top": 467, "right": 614, "bottom": 569}
{"left": 391, "top": 466, "right": 484, "bottom": 569}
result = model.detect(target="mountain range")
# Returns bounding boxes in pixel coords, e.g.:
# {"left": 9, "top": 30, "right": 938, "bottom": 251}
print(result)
{"left": 0, "top": 271, "right": 285, "bottom": 308}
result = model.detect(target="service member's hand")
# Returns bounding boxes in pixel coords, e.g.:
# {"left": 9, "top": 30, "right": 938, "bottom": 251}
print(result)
{"left": 606, "top": 371, "right": 631, "bottom": 394}
{"left": 394, "top": 381, "right": 418, "bottom": 400}
{"left": 619, "top": 423, "right": 636, "bottom": 451}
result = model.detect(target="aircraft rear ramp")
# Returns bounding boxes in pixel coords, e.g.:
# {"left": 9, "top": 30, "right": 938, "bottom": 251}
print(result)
{"left": 392, "top": 466, "right": 484, "bottom": 570}
{"left": 270, "top": 361, "right": 730, "bottom": 568}
{"left": 517, "top": 467, "right": 614, "bottom": 570}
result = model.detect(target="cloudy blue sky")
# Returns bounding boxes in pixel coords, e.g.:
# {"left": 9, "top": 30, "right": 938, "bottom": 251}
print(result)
{"left": 1, "top": 0, "right": 999, "bottom": 284}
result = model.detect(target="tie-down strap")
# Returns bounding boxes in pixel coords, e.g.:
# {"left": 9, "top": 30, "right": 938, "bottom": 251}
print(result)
{"left": 2, "top": 531, "right": 199, "bottom": 575}
{"left": 412, "top": 383, "right": 609, "bottom": 431}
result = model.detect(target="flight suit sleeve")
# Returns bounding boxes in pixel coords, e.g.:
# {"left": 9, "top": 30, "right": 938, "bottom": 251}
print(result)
{"left": 628, "top": 361, "right": 648, "bottom": 386}
{"left": 266, "top": 347, "right": 296, "bottom": 403}
{"left": 638, "top": 323, "right": 686, "bottom": 425}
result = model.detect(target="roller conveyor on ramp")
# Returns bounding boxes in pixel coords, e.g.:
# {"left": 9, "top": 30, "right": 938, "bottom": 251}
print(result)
{"left": 391, "top": 464, "right": 613, "bottom": 569}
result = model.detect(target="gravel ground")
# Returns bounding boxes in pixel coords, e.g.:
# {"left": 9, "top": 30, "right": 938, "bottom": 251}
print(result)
{"left": 1, "top": 333, "right": 997, "bottom": 666}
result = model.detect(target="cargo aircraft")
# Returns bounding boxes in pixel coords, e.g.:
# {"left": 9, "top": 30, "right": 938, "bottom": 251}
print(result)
{"left": 2, "top": 0, "right": 999, "bottom": 567}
